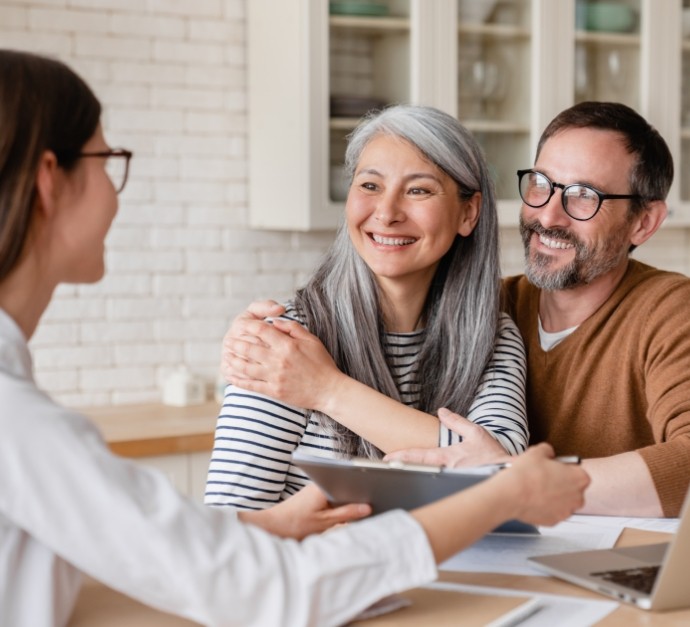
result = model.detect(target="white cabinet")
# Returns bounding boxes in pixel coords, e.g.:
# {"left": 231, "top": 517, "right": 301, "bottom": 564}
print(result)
{"left": 248, "top": 0, "right": 690, "bottom": 229}
{"left": 139, "top": 451, "right": 211, "bottom": 503}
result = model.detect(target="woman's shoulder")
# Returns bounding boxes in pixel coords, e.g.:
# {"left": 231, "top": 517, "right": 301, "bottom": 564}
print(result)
{"left": 495, "top": 312, "right": 525, "bottom": 353}
{"left": 497, "top": 311, "right": 520, "bottom": 335}
{"left": 280, "top": 300, "right": 307, "bottom": 326}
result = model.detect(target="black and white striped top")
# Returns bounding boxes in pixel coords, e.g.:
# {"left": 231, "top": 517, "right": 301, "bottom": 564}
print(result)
{"left": 205, "top": 311, "right": 527, "bottom": 510}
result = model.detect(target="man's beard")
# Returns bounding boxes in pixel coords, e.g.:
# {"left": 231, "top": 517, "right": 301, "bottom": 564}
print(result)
{"left": 519, "top": 216, "right": 630, "bottom": 291}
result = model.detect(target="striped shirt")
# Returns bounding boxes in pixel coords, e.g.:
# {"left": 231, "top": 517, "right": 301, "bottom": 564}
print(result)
{"left": 205, "top": 311, "right": 527, "bottom": 510}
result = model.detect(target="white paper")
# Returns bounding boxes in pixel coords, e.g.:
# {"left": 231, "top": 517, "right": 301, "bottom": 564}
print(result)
{"left": 441, "top": 520, "right": 622, "bottom": 576}
{"left": 569, "top": 514, "right": 680, "bottom": 534}
{"left": 424, "top": 581, "right": 618, "bottom": 627}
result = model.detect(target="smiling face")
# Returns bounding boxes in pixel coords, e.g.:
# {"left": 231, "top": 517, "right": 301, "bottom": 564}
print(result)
{"left": 519, "top": 127, "right": 638, "bottom": 291}
{"left": 346, "top": 134, "right": 478, "bottom": 299}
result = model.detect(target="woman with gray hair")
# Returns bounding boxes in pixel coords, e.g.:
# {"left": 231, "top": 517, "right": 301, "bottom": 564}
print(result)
{"left": 206, "top": 105, "right": 528, "bottom": 510}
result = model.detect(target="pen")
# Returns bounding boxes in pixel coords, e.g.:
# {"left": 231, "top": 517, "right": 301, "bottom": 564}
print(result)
{"left": 496, "top": 455, "right": 581, "bottom": 470}
{"left": 486, "top": 598, "right": 544, "bottom": 627}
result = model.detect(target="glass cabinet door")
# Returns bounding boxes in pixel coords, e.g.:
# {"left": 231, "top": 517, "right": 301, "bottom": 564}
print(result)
{"left": 573, "top": 0, "right": 641, "bottom": 109}
{"left": 457, "top": 0, "right": 532, "bottom": 200}
{"left": 328, "top": 0, "right": 411, "bottom": 202}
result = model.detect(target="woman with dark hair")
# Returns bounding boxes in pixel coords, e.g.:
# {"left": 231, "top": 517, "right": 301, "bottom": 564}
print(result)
{"left": 0, "top": 49, "right": 588, "bottom": 626}
{"left": 207, "top": 105, "right": 528, "bottom": 510}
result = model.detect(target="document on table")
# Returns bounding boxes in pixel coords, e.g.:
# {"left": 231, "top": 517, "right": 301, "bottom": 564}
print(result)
{"left": 441, "top": 520, "right": 622, "bottom": 576}
{"left": 569, "top": 514, "right": 680, "bottom": 534}
{"left": 424, "top": 581, "right": 618, "bottom": 627}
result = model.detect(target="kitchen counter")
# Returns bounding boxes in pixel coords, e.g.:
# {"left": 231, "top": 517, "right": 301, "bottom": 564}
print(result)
{"left": 80, "top": 400, "right": 220, "bottom": 458}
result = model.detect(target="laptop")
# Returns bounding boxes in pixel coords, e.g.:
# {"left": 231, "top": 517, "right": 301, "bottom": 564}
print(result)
{"left": 529, "top": 488, "right": 690, "bottom": 610}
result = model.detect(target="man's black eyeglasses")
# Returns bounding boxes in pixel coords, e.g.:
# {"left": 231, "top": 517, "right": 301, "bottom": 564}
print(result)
{"left": 517, "top": 169, "right": 642, "bottom": 221}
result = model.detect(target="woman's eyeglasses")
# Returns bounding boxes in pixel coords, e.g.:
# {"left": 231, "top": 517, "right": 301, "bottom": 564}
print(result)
{"left": 77, "top": 148, "right": 133, "bottom": 194}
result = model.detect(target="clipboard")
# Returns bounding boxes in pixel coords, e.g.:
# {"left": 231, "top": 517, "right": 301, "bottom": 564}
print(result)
{"left": 292, "top": 451, "right": 539, "bottom": 534}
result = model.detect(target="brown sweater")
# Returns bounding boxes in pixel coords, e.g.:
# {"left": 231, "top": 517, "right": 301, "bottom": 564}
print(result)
{"left": 503, "top": 260, "right": 690, "bottom": 517}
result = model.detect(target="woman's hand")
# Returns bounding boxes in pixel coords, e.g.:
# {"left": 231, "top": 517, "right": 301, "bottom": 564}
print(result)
{"left": 221, "top": 303, "right": 347, "bottom": 413}
{"left": 410, "top": 443, "right": 589, "bottom": 562}
{"left": 383, "top": 408, "right": 508, "bottom": 467}
{"left": 495, "top": 443, "right": 590, "bottom": 526}
{"left": 239, "top": 484, "right": 371, "bottom": 540}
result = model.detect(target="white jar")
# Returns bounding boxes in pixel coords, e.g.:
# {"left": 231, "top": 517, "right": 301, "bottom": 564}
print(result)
{"left": 162, "top": 366, "right": 206, "bottom": 406}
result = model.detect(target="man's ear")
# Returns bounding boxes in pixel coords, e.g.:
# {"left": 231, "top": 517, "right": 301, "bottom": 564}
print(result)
{"left": 630, "top": 200, "right": 668, "bottom": 248}
{"left": 458, "top": 191, "right": 482, "bottom": 237}
{"left": 34, "top": 150, "right": 61, "bottom": 219}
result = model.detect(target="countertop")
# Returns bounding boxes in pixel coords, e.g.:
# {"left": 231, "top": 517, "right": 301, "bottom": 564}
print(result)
{"left": 79, "top": 400, "right": 219, "bottom": 458}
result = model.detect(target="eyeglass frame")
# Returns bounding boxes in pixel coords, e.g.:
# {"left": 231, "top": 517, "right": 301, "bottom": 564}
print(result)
{"left": 54, "top": 148, "right": 133, "bottom": 194}
{"left": 516, "top": 168, "right": 643, "bottom": 221}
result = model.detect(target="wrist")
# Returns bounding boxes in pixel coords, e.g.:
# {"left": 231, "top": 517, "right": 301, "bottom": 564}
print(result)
{"left": 318, "top": 371, "right": 354, "bottom": 417}
{"left": 485, "top": 469, "right": 528, "bottom": 523}
{"left": 239, "top": 507, "right": 280, "bottom": 535}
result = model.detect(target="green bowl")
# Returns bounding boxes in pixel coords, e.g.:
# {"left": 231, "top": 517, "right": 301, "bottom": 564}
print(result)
{"left": 329, "top": 2, "right": 389, "bottom": 16}
{"left": 586, "top": 3, "right": 636, "bottom": 33}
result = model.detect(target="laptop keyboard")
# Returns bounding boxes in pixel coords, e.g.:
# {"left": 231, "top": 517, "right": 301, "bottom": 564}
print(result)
{"left": 590, "top": 565, "right": 660, "bottom": 595}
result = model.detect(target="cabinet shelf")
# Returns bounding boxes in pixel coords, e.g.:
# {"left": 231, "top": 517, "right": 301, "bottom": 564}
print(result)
{"left": 575, "top": 30, "right": 640, "bottom": 47}
{"left": 329, "top": 15, "right": 409, "bottom": 33}
{"left": 463, "top": 120, "right": 530, "bottom": 134}
{"left": 458, "top": 22, "right": 530, "bottom": 40}
{"left": 330, "top": 117, "right": 365, "bottom": 131}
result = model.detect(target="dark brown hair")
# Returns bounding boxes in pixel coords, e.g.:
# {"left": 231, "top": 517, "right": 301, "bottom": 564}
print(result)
{"left": 536, "top": 101, "right": 674, "bottom": 215}
{"left": 0, "top": 49, "right": 101, "bottom": 281}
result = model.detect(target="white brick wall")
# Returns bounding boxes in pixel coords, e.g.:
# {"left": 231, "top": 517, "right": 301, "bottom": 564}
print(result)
{"left": 7, "top": 0, "right": 690, "bottom": 407}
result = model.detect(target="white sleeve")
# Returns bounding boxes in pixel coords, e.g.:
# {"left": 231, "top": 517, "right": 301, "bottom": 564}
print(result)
{"left": 440, "top": 313, "right": 528, "bottom": 454}
{"left": 0, "top": 388, "right": 437, "bottom": 627}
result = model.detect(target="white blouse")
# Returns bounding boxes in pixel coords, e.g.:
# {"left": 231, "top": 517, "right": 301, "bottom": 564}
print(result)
{"left": 0, "top": 308, "right": 436, "bottom": 627}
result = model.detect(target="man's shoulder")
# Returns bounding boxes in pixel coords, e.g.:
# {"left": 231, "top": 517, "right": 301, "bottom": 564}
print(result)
{"left": 501, "top": 274, "right": 537, "bottom": 311}
{"left": 624, "top": 260, "right": 690, "bottom": 299}
{"left": 501, "top": 273, "right": 530, "bottom": 292}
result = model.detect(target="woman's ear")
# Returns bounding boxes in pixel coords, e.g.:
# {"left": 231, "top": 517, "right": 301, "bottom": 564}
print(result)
{"left": 34, "top": 150, "right": 62, "bottom": 219}
{"left": 630, "top": 200, "right": 668, "bottom": 248}
{"left": 457, "top": 191, "right": 481, "bottom": 237}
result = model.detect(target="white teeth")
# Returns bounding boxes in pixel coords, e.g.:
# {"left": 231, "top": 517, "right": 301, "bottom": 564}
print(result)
{"left": 372, "top": 234, "right": 417, "bottom": 246}
{"left": 539, "top": 234, "right": 574, "bottom": 250}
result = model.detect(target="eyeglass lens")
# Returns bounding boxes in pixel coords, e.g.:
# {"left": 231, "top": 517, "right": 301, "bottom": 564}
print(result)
{"left": 104, "top": 156, "right": 128, "bottom": 193}
{"left": 519, "top": 171, "right": 600, "bottom": 220}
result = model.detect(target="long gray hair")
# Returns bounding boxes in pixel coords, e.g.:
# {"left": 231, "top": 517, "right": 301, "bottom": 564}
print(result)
{"left": 295, "top": 104, "right": 501, "bottom": 458}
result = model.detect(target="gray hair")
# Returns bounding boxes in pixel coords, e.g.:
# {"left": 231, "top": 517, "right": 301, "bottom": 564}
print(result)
{"left": 295, "top": 104, "right": 501, "bottom": 458}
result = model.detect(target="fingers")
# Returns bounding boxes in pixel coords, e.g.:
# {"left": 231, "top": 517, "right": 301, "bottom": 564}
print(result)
{"left": 524, "top": 442, "right": 556, "bottom": 460}
{"left": 384, "top": 448, "right": 445, "bottom": 466}
{"left": 271, "top": 317, "right": 314, "bottom": 340}
{"left": 246, "top": 299, "right": 285, "bottom": 319}
{"left": 321, "top": 503, "right": 372, "bottom": 527}
{"left": 437, "top": 407, "right": 472, "bottom": 433}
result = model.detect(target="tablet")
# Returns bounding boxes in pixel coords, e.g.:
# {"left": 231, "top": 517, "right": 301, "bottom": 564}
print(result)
{"left": 292, "top": 451, "right": 538, "bottom": 534}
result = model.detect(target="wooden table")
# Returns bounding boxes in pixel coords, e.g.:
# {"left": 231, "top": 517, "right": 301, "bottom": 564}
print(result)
{"left": 82, "top": 400, "right": 219, "bottom": 458}
{"left": 70, "top": 527, "right": 690, "bottom": 626}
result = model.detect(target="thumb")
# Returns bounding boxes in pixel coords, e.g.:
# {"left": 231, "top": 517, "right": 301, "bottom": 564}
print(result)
{"left": 437, "top": 407, "right": 472, "bottom": 434}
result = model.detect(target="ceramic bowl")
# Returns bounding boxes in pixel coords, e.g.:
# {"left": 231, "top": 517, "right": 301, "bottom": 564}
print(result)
{"left": 586, "top": 3, "right": 636, "bottom": 33}
{"left": 458, "top": 0, "right": 497, "bottom": 24}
